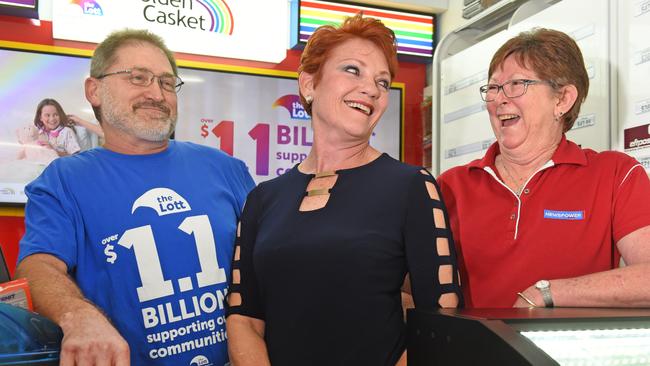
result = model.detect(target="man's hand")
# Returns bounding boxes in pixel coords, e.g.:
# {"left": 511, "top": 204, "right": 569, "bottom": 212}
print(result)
{"left": 58, "top": 306, "right": 130, "bottom": 366}
{"left": 16, "top": 254, "right": 131, "bottom": 365}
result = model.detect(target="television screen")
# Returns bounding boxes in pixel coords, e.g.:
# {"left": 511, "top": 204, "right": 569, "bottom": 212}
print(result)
{"left": 0, "top": 48, "right": 403, "bottom": 204}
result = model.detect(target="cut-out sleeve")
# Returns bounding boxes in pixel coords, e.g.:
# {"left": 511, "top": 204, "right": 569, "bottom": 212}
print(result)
{"left": 226, "top": 187, "right": 265, "bottom": 320}
{"left": 404, "top": 169, "right": 464, "bottom": 310}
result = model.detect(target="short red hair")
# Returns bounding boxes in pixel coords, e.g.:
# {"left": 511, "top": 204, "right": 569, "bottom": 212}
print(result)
{"left": 489, "top": 28, "right": 589, "bottom": 132}
{"left": 298, "top": 12, "right": 398, "bottom": 114}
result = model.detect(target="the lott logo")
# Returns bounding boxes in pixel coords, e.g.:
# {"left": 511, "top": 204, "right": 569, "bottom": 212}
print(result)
{"left": 131, "top": 188, "right": 192, "bottom": 216}
{"left": 273, "top": 94, "right": 310, "bottom": 120}
{"left": 141, "top": 0, "right": 234, "bottom": 34}
{"left": 70, "top": 0, "right": 104, "bottom": 15}
{"left": 189, "top": 355, "right": 212, "bottom": 366}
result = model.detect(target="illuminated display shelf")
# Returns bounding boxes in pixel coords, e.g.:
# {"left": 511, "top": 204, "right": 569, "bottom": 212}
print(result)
{"left": 0, "top": 0, "right": 38, "bottom": 19}
{"left": 407, "top": 308, "right": 650, "bottom": 366}
{"left": 521, "top": 328, "right": 650, "bottom": 365}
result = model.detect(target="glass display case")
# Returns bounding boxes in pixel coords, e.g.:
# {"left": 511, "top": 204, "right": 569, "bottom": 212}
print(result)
{"left": 407, "top": 308, "right": 650, "bottom": 366}
{"left": 0, "top": 303, "right": 62, "bottom": 365}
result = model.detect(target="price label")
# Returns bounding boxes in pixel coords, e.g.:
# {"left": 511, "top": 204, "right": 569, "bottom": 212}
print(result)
{"left": 635, "top": 99, "right": 650, "bottom": 115}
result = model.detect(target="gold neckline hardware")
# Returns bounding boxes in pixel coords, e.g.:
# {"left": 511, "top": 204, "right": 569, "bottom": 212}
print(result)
{"left": 307, "top": 188, "right": 330, "bottom": 196}
{"left": 314, "top": 171, "right": 336, "bottom": 178}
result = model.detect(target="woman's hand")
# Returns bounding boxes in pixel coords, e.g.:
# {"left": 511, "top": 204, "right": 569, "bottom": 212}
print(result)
{"left": 512, "top": 286, "right": 543, "bottom": 308}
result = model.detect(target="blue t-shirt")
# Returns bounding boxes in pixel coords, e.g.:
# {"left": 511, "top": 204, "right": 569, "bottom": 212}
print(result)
{"left": 19, "top": 140, "right": 255, "bottom": 366}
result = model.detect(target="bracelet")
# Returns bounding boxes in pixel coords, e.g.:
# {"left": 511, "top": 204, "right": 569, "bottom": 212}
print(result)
{"left": 516, "top": 292, "right": 538, "bottom": 307}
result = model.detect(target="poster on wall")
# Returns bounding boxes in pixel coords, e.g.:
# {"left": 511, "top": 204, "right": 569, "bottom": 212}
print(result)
{"left": 0, "top": 50, "right": 91, "bottom": 204}
{"left": 0, "top": 49, "right": 403, "bottom": 203}
{"left": 623, "top": 123, "right": 650, "bottom": 170}
{"left": 173, "top": 69, "right": 402, "bottom": 183}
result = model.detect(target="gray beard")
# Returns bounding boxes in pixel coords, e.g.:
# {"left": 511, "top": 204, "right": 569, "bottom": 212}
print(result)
{"left": 99, "top": 88, "right": 177, "bottom": 142}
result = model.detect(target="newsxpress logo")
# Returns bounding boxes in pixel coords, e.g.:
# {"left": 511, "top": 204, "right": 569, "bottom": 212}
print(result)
{"left": 543, "top": 210, "right": 584, "bottom": 220}
{"left": 142, "top": 0, "right": 234, "bottom": 34}
{"left": 273, "top": 95, "right": 310, "bottom": 120}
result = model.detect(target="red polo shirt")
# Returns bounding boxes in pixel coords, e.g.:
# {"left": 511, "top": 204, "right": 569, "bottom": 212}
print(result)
{"left": 438, "top": 135, "right": 650, "bottom": 308}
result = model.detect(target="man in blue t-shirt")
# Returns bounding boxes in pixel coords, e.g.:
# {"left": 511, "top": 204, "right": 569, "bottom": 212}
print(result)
{"left": 16, "top": 29, "right": 254, "bottom": 366}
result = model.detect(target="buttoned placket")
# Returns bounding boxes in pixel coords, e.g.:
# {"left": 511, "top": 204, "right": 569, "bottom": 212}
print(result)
{"left": 484, "top": 161, "right": 554, "bottom": 240}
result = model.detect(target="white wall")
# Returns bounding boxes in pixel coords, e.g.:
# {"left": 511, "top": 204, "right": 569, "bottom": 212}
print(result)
{"left": 437, "top": 0, "right": 472, "bottom": 38}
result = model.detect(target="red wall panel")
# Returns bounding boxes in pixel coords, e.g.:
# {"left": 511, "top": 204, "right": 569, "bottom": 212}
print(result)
{"left": 0, "top": 215, "right": 25, "bottom": 277}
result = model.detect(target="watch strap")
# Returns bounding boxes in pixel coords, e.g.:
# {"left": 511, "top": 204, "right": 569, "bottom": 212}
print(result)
{"left": 537, "top": 282, "right": 554, "bottom": 308}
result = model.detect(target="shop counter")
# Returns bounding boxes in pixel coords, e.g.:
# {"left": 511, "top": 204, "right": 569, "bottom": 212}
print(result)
{"left": 407, "top": 307, "right": 650, "bottom": 365}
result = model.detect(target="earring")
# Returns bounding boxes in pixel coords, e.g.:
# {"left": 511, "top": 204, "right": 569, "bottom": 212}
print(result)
{"left": 305, "top": 95, "right": 313, "bottom": 105}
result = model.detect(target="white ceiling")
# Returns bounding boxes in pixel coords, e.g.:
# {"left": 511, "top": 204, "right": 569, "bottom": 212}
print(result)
{"left": 344, "top": 0, "right": 449, "bottom": 13}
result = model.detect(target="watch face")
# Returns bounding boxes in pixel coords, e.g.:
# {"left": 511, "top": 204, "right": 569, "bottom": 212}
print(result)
{"left": 536, "top": 280, "right": 550, "bottom": 289}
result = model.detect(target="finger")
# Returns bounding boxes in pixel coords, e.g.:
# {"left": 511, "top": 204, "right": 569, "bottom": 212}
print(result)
{"left": 59, "top": 337, "right": 80, "bottom": 366}
{"left": 58, "top": 348, "right": 75, "bottom": 366}
{"left": 75, "top": 347, "right": 97, "bottom": 366}
{"left": 95, "top": 351, "right": 112, "bottom": 366}
{"left": 114, "top": 342, "right": 131, "bottom": 366}
{"left": 95, "top": 342, "right": 125, "bottom": 366}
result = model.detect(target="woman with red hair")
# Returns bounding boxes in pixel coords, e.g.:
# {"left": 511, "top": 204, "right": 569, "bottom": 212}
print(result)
{"left": 226, "top": 14, "right": 462, "bottom": 365}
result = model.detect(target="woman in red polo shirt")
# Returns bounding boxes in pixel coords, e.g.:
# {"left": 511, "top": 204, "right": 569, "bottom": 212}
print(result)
{"left": 438, "top": 28, "right": 650, "bottom": 309}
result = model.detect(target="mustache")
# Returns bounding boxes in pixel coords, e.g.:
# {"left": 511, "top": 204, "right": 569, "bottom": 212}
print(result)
{"left": 133, "top": 101, "right": 171, "bottom": 115}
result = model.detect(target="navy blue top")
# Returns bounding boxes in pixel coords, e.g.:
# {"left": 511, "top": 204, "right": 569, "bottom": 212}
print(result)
{"left": 227, "top": 153, "right": 462, "bottom": 365}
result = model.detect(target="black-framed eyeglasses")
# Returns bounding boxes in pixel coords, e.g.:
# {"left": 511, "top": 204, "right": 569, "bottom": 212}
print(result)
{"left": 97, "top": 68, "right": 184, "bottom": 93}
{"left": 479, "top": 79, "right": 553, "bottom": 102}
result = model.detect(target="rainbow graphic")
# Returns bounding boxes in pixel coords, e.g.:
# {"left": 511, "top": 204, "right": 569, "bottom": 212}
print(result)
{"left": 196, "top": 0, "right": 234, "bottom": 35}
{"left": 299, "top": 0, "right": 434, "bottom": 58}
{"left": 69, "top": 0, "right": 103, "bottom": 16}
{"left": 273, "top": 95, "right": 310, "bottom": 120}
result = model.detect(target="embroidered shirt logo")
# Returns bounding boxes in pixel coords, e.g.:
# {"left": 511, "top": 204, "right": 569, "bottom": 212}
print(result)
{"left": 543, "top": 210, "right": 584, "bottom": 220}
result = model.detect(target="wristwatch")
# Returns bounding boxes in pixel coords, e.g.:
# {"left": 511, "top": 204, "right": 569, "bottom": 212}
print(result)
{"left": 535, "top": 280, "right": 554, "bottom": 308}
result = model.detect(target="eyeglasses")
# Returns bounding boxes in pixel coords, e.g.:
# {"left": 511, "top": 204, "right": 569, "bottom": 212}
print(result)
{"left": 479, "top": 79, "right": 553, "bottom": 102}
{"left": 97, "top": 68, "right": 184, "bottom": 93}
